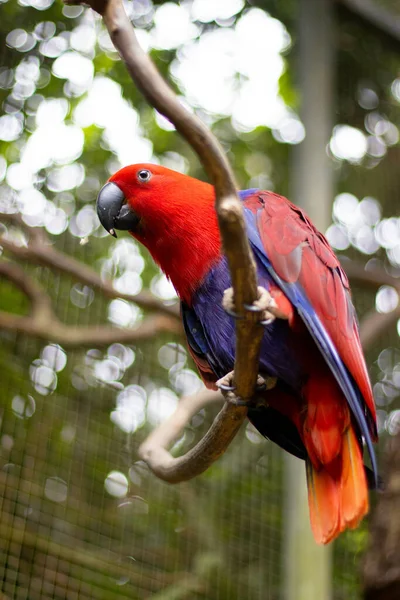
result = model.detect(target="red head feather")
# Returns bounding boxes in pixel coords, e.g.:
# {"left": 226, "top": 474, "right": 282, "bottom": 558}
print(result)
{"left": 109, "top": 164, "right": 221, "bottom": 304}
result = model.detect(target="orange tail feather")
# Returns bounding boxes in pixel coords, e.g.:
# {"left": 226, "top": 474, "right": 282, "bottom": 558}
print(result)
{"left": 339, "top": 427, "right": 369, "bottom": 530}
{"left": 306, "top": 426, "right": 369, "bottom": 544}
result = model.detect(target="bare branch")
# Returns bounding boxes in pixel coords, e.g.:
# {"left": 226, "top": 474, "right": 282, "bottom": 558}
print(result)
{"left": 0, "top": 260, "right": 53, "bottom": 322}
{"left": 337, "top": 0, "right": 400, "bottom": 48}
{"left": 0, "top": 310, "right": 181, "bottom": 348}
{"left": 0, "top": 213, "right": 180, "bottom": 320}
{"left": 342, "top": 259, "right": 400, "bottom": 290}
{"left": 76, "top": 0, "right": 264, "bottom": 379}
{"left": 343, "top": 260, "right": 400, "bottom": 350}
{"left": 360, "top": 307, "right": 400, "bottom": 352}
{"left": 0, "top": 260, "right": 181, "bottom": 348}
{"left": 137, "top": 261, "right": 400, "bottom": 482}
{"left": 139, "top": 390, "right": 226, "bottom": 482}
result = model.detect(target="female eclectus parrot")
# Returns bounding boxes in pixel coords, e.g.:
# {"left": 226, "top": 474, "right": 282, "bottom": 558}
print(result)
{"left": 96, "top": 163, "right": 378, "bottom": 544}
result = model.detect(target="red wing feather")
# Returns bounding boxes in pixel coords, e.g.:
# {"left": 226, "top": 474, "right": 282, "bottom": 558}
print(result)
{"left": 248, "top": 191, "right": 377, "bottom": 434}
{"left": 186, "top": 343, "right": 218, "bottom": 391}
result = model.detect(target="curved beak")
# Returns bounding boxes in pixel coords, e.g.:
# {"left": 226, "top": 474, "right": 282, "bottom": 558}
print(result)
{"left": 96, "top": 182, "right": 140, "bottom": 238}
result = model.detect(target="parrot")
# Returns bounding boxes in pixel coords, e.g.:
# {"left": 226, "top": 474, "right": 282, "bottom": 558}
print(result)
{"left": 96, "top": 163, "right": 378, "bottom": 544}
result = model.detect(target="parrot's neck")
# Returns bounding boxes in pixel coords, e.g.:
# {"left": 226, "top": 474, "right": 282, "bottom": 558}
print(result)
{"left": 132, "top": 189, "right": 222, "bottom": 304}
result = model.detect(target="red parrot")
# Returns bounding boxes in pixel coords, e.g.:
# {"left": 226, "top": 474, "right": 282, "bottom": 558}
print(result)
{"left": 96, "top": 164, "right": 378, "bottom": 544}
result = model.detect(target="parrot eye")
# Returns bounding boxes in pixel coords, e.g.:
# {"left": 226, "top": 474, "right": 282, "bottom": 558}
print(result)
{"left": 137, "top": 169, "right": 152, "bottom": 183}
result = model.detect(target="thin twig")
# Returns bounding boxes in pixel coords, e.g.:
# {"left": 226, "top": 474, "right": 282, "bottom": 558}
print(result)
{"left": 0, "top": 260, "right": 53, "bottom": 322}
{"left": 3, "top": 215, "right": 399, "bottom": 351}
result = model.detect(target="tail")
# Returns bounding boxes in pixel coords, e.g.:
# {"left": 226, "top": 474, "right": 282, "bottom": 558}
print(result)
{"left": 306, "top": 426, "right": 368, "bottom": 544}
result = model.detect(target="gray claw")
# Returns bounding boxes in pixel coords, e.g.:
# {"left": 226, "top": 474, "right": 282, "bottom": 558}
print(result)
{"left": 217, "top": 382, "right": 236, "bottom": 392}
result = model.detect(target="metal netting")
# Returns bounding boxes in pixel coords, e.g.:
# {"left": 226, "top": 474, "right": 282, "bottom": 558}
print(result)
{"left": 1, "top": 0, "right": 400, "bottom": 599}
{"left": 0, "top": 233, "right": 286, "bottom": 599}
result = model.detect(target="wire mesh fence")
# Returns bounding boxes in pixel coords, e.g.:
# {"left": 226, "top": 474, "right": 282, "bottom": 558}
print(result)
{"left": 1, "top": 0, "right": 400, "bottom": 598}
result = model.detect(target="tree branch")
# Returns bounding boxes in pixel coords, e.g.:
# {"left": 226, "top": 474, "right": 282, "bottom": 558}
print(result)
{"left": 342, "top": 259, "right": 400, "bottom": 290}
{"left": 139, "top": 390, "right": 225, "bottom": 483}
{"left": 336, "top": 0, "right": 400, "bottom": 49}
{"left": 137, "top": 260, "right": 400, "bottom": 482}
{"left": 63, "top": 0, "right": 266, "bottom": 482}
{"left": 360, "top": 307, "right": 400, "bottom": 352}
{"left": 0, "top": 260, "right": 53, "bottom": 323}
{"left": 343, "top": 260, "right": 400, "bottom": 350}
{"left": 0, "top": 260, "right": 181, "bottom": 348}
{"left": 0, "top": 213, "right": 180, "bottom": 320}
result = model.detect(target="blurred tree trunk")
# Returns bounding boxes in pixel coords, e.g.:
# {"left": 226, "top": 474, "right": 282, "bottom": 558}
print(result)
{"left": 363, "top": 432, "right": 400, "bottom": 600}
{"left": 284, "top": 0, "right": 334, "bottom": 599}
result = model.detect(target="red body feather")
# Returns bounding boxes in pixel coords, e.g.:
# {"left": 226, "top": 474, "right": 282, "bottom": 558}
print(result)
{"left": 109, "top": 164, "right": 377, "bottom": 544}
{"left": 111, "top": 165, "right": 221, "bottom": 304}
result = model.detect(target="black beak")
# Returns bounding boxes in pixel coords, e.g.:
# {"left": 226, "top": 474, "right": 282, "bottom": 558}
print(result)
{"left": 96, "top": 182, "right": 140, "bottom": 238}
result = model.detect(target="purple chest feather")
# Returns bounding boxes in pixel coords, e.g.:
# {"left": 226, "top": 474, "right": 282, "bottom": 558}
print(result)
{"left": 191, "top": 256, "right": 304, "bottom": 391}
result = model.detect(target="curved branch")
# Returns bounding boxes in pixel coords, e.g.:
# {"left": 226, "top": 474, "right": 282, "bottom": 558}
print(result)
{"left": 137, "top": 261, "right": 400, "bottom": 482}
{"left": 139, "top": 390, "right": 226, "bottom": 482}
{"left": 1, "top": 214, "right": 180, "bottom": 320}
{"left": 100, "top": 2, "right": 238, "bottom": 199}
{"left": 0, "top": 260, "right": 181, "bottom": 348}
{"left": 0, "top": 310, "right": 181, "bottom": 348}
{"left": 0, "top": 260, "right": 53, "bottom": 322}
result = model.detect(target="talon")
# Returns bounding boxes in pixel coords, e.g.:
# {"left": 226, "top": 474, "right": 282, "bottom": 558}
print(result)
{"left": 243, "top": 286, "right": 279, "bottom": 325}
{"left": 259, "top": 375, "right": 277, "bottom": 391}
{"left": 218, "top": 382, "right": 236, "bottom": 392}
{"left": 216, "top": 370, "right": 236, "bottom": 392}
{"left": 260, "top": 315, "right": 275, "bottom": 326}
{"left": 226, "top": 394, "right": 249, "bottom": 407}
{"left": 243, "top": 302, "right": 264, "bottom": 313}
{"left": 217, "top": 372, "right": 276, "bottom": 399}
{"left": 222, "top": 288, "right": 244, "bottom": 319}
{"left": 256, "top": 374, "right": 267, "bottom": 392}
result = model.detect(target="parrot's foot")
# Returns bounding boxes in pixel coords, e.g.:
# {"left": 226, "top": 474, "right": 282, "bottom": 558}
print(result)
{"left": 222, "top": 286, "right": 279, "bottom": 325}
{"left": 217, "top": 370, "right": 267, "bottom": 392}
{"left": 216, "top": 370, "right": 237, "bottom": 393}
{"left": 216, "top": 371, "right": 276, "bottom": 406}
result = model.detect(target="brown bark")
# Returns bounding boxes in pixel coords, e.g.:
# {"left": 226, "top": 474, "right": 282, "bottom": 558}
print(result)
{"left": 0, "top": 260, "right": 181, "bottom": 348}
{"left": 0, "top": 213, "right": 179, "bottom": 320}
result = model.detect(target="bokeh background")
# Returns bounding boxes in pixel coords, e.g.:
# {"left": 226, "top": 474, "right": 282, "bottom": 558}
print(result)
{"left": 1, "top": 0, "right": 400, "bottom": 598}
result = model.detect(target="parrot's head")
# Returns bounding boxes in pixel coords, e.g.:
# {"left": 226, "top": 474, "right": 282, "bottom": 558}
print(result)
{"left": 96, "top": 163, "right": 221, "bottom": 303}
